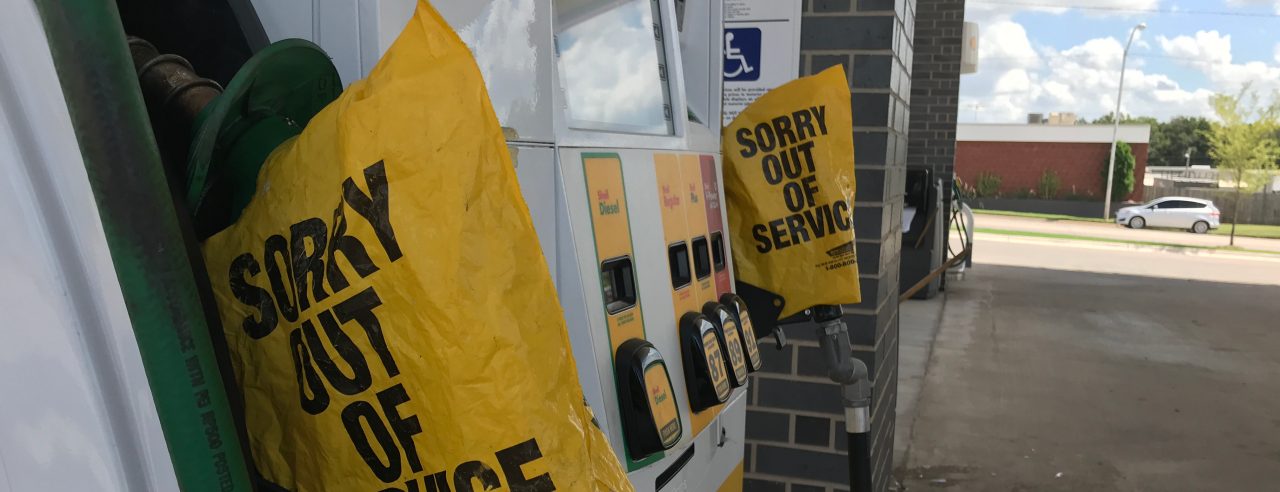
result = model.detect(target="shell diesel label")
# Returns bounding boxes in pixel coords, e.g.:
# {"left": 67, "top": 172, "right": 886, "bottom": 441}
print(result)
{"left": 202, "top": 3, "right": 631, "bottom": 490}
{"left": 586, "top": 153, "right": 679, "bottom": 469}
{"left": 723, "top": 66, "right": 861, "bottom": 317}
{"left": 583, "top": 153, "right": 646, "bottom": 349}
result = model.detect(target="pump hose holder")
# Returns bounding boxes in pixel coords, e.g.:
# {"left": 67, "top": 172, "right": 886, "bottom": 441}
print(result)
{"left": 185, "top": 39, "right": 342, "bottom": 237}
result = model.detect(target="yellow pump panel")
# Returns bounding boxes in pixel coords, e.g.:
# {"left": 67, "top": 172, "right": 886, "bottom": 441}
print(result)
{"left": 583, "top": 153, "right": 647, "bottom": 349}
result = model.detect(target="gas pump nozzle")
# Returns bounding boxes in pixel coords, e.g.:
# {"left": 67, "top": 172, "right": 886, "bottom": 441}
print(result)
{"left": 810, "top": 305, "right": 871, "bottom": 434}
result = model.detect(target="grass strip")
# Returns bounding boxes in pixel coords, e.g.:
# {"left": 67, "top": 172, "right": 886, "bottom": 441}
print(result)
{"left": 1208, "top": 224, "right": 1280, "bottom": 239}
{"left": 972, "top": 209, "right": 1280, "bottom": 239}
{"left": 974, "top": 227, "right": 1280, "bottom": 257}
{"left": 971, "top": 209, "right": 1110, "bottom": 223}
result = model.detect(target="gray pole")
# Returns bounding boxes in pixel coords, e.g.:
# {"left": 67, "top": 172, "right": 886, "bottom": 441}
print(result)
{"left": 1103, "top": 22, "right": 1146, "bottom": 219}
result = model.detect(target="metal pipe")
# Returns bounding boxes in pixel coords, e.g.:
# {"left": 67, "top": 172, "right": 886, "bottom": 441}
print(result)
{"left": 809, "top": 305, "right": 873, "bottom": 491}
{"left": 127, "top": 37, "right": 222, "bottom": 124}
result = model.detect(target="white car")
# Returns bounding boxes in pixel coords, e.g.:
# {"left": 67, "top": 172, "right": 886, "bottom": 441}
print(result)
{"left": 1116, "top": 197, "right": 1221, "bottom": 233}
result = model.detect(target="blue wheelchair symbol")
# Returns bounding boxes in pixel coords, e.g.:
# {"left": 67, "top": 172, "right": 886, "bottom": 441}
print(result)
{"left": 724, "top": 28, "right": 761, "bottom": 82}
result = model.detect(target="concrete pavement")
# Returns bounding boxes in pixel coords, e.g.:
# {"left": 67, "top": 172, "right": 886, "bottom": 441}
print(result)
{"left": 895, "top": 235, "right": 1280, "bottom": 491}
{"left": 972, "top": 232, "right": 1280, "bottom": 286}
{"left": 975, "top": 214, "right": 1280, "bottom": 253}
{"left": 895, "top": 293, "right": 946, "bottom": 469}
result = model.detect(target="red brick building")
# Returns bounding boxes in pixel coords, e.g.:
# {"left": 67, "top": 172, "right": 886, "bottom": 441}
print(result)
{"left": 955, "top": 123, "right": 1151, "bottom": 202}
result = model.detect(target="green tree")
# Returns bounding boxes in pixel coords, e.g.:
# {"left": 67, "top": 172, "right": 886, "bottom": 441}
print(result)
{"left": 1207, "top": 87, "right": 1280, "bottom": 245}
{"left": 1151, "top": 116, "right": 1213, "bottom": 167}
{"left": 1091, "top": 112, "right": 1158, "bottom": 126}
{"left": 1101, "top": 141, "right": 1136, "bottom": 202}
{"left": 1091, "top": 113, "right": 1216, "bottom": 167}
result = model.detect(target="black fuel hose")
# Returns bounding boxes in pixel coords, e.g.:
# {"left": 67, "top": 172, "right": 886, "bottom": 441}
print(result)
{"left": 848, "top": 431, "right": 874, "bottom": 492}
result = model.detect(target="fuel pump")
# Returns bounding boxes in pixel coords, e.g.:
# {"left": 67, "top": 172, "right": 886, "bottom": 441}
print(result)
{"left": 237, "top": 0, "right": 758, "bottom": 488}
{"left": 8, "top": 0, "right": 769, "bottom": 490}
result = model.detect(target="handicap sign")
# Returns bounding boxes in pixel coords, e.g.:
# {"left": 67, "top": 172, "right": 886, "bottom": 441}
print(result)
{"left": 724, "top": 27, "right": 761, "bottom": 82}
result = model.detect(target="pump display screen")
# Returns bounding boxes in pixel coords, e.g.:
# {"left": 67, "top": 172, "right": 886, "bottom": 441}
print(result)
{"left": 692, "top": 235, "right": 711, "bottom": 279}
{"left": 667, "top": 242, "right": 692, "bottom": 289}
{"left": 601, "top": 256, "right": 637, "bottom": 314}
{"left": 553, "top": 0, "right": 675, "bottom": 135}
{"left": 711, "top": 232, "right": 726, "bottom": 272}
{"left": 644, "top": 361, "right": 682, "bottom": 447}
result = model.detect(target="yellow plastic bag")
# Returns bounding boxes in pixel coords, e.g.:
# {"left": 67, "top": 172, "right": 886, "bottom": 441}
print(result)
{"left": 201, "top": 3, "right": 632, "bottom": 490}
{"left": 722, "top": 66, "right": 860, "bottom": 318}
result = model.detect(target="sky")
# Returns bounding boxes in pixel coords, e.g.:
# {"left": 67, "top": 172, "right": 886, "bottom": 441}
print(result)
{"left": 960, "top": 0, "right": 1280, "bottom": 123}
{"left": 557, "top": 0, "right": 671, "bottom": 133}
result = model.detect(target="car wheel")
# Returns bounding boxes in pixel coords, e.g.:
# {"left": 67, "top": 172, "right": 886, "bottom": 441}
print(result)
{"left": 1192, "top": 221, "right": 1209, "bottom": 234}
{"left": 1130, "top": 216, "right": 1145, "bottom": 229}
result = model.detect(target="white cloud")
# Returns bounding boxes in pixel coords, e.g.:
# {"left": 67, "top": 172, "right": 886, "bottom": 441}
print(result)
{"left": 961, "top": 22, "right": 1217, "bottom": 123}
{"left": 957, "top": 2, "right": 1244, "bottom": 123}
{"left": 966, "top": 0, "right": 1161, "bottom": 25}
{"left": 455, "top": 0, "right": 537, "bottom": 124}
{"left": 557, "top": 2, "right": 669, "bottom": 132}
{"left": 1157, "top": 30, "right": 1231, "bottom": 65}
{"left": 1158, "top": 30, "right": 1280, "bottom": 98}
{"left": 1274, "top": 43, "right": 1280, "bottom": 64}
{"left": 1060, "top": 37, "right": 1125, "bottom": 70}
{"left": 982, "top": 20, "right": 1041, "bottom": 67}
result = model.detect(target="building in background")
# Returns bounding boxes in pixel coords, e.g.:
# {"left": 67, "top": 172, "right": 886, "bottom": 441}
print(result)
{"left": 955, "top": 123, "right": 1151, "bottom": 214}
{"left": 1026, "top": 112, "right": 1079, "bottom": 125}
{"left": 1047, "top": 112, "right": 1078, "bottom": 125}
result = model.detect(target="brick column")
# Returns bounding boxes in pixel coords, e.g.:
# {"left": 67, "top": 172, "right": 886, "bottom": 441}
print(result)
{"left": 743, "top": 1, "right": 914, "bottom": 491}
{"left": 906, "top": 0, "right": 965, "bottom": 230}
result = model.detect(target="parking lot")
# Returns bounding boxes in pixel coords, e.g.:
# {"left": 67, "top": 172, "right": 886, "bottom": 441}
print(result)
{"left": 895, "top": 220, "right": 1280, "bottom": 490}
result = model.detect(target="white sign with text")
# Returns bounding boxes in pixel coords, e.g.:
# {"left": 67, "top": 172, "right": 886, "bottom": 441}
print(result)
{"left": 722, "top": 0, "right": 803, "bottom": 126}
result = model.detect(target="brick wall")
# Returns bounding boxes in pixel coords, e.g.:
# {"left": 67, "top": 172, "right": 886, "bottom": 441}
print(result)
{"left": 901, "top": 0, "right": 964, "bottom": 301}
{"left": 743, "top": 0, "right": 914, "bottom": 491}
{"left": 955, "top": 141, "right": 1150, "bottom": 201}
{"left": 906, "top": 0, "right": 964, "bottom": 211}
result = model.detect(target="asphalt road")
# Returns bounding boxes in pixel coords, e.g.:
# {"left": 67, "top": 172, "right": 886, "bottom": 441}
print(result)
{"left": 976, "top": 214, "right": 1280, "bottom": 253}
{"left": 897, "top": 235, "right": 1280, "bottom": 491}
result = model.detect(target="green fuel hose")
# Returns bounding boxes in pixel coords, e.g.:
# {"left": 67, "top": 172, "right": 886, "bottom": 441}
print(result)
{"left": 33, "top": 0, "right": 253, "bottom": 490}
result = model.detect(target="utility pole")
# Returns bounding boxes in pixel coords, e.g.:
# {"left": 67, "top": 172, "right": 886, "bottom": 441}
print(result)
{"left": 1103, "top": 22, "right": 1147, "bottom": 219}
